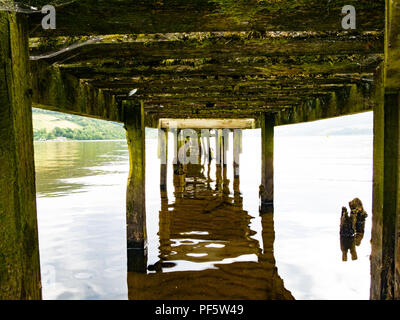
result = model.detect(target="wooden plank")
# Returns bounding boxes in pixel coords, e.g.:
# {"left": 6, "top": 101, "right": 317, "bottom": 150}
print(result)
{"left": 26, "top": 0, "right": 384, "bottom": 36}
{"left": 29, "top": 32, "right": 384, "bottom": 64}
{"left": 159, "top": 118, "right": 255, "bottom": 129}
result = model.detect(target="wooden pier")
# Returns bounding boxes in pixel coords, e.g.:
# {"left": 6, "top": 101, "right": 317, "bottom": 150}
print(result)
{"left": 0, "top": 0, "right": 398, "bottom": 299}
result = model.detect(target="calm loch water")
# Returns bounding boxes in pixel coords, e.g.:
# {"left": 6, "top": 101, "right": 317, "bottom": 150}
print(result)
{"left": 34, "top": 130, "right": 373, "bottom": 300}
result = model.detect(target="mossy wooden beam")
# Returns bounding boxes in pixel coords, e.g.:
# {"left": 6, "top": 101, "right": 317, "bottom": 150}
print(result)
{"left": 87, "top": 75, "right": 372, "bottom": 91}
{"left": 138, "top": 98, "right": 304, "bottom": 111}
{"left": 133, "top": 90, "right": 337, "bottom": 102}
{"left": 108, "top": 85, "right": 351, "bottom": 99}
{"left": 26, "top": 0, "right": 384, "bottom": 37}
{"left": 30, "top": 61, "right": 121, "bottom": 122}
{"left": 0, "top": 7, "right": 41, "bottom": 299}
{"left": 275, "top": 83, "right": 376, "bottom": 126}
{"left": 30, "top": 32, "right": 384, "bottom": 64}
{"left": 124, "top": 100, "right": 146, "bottom": 250}
{"left": 58, "top": 57, "right": 382, "bottom": 83}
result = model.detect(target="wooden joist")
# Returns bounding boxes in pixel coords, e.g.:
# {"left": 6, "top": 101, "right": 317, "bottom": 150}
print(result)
{"left": 25, "top": 0, "right": 384, "bottom": 36}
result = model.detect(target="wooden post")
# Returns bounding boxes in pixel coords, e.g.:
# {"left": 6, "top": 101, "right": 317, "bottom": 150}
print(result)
{"left": 370, "top": 0, "right": 400, "bottom": 300}
{"left": 222, "top": 129, "right": 229, "bottom": 167}
{"left": 260, "top": 113, "right": 275, "bottom": 212}
{"left": 233, "top": 129, "right": 242, "bottom": 178}
{"left": 215, "top": 129, "right": 221, "bottom": 166}
{"left": 159, "top": 128, "right": 168, "bottom": 191}
{"left": 197, "top": 130, "right": 202, "bottom": 165}
{"left": 233, "top": 130, "right": 242, "bottom": 205}
{"left": 172, "top": 128, "right": 178, "bottom": 171}
{"left": 371, "top": 90, "right": 400, "bottom": 299}
{"left": 0, "top": 8, "right": 41, "bottom": 299}
{"left": 124, "top": 100, "right": 146, "bottom": 250}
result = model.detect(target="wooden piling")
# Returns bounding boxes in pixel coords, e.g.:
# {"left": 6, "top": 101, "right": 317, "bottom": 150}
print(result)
{"left": 159, "top": 128, "right": 168, "bottom": 191}
{"left": 124, "top": 100, "right": 146, "bottom": 250}
{"left": 370, "top": 0, "right": 400, "bottom": 299}
{"left": 260, "top": 113, "right": 275, "bottom": 210}
{"left": 233, "top": 129, "right": 242, "bottom": 178}
{"left": 0, "top": 8, "right": 41, "bottom": 300}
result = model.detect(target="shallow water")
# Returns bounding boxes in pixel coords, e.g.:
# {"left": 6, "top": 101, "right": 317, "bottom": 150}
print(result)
{"left": 34, "top": 131, "right": 372, "bottom": 300}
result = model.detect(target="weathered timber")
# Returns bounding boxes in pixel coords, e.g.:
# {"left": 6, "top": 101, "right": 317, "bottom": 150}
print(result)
{"left": 370, "top": 0, "right": 400, "bottom": 300}
{"left": 159, "top": 119, "right": 255, "bottom": 129}
{"left": 0, "top": 8, "right": 41, "bottom": 299}
{"left": 275, "top": 83, "right": 376, "bottom": 126}
{"left": 233, "top": 129, "right": 242, "bottom": 178}
{"left": 105, "top": 85, "right": 355, "bottom": 98}
{"left": 86, "top": 76, "right": 374, "bottom": 92}
{"left": 385, "top": 0, "right": 400, "bottom": 90}
{"left": 29, "top": 32, "right": 384, "bottom": 64}
{"left": 371, "top": 66, "right": 385, "bottom": 300}
{"left": 159, "top": 128, "right": 168, "bottom": 191}
{"left": 373, "top": 91, "right": 400, "bottom": 300}
{"left": 58, "top": 55, "right": 382, "bottom": 84}
{"left": 260, "top": 113, "right": 274, "bottom": 209}
{"left": 30, "top": 61, "right": 120, "bottom": 121}
{"left": 125, "top": 100, "right": 146, "bottom": 250}
{"left": 25, "top": 0, "right": 384, "bottom": 37}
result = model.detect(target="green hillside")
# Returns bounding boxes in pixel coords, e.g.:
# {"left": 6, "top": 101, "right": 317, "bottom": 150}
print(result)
{"left": 32, "top": 108, "right": 126, "bottom": 141}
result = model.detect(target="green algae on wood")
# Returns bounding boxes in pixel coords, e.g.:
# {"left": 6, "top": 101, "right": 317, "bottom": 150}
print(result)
{"left": 25, "top": 0, "right": 384, "bottom": 37}
{"left": 0, "top": 8, "right": 41, "bottom": 300}
{"left": 124, "top": 100, "right": 147, "bottom": 249}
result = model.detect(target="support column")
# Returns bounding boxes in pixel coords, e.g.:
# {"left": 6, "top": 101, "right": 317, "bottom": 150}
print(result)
{"left": 206, "top": 131, "right": 212, "bottom": 163}
{"left": 233, "top": 129, "right": 242, "bottom": 206}
{"left": 370, "top": 0, "right": 400, "bottom": 299}
{"left": 233, "top": 129, "right": 242, "bottom": 179}
{"left": 371, "top": 89, "right": 400, "bottom": 299}
{"left": 260, "top": 113, "right": 275, "bottom": 212}
{"left": 222, "top": 129, "right": 229, "bottom": 167}
{"left": 215, "top": 129, "right": 221, "bottom": 166}
{"left": 0, "top": 8, "right": 41, "bottom": 299}
{"left": 124, "top": 100, "right": 146, "bottom": 250}
{"left": 172, "top": 128, "right": 178, "bottom": 171}
{"left": 159, "top": 128, "right": 168, "bottom": 191}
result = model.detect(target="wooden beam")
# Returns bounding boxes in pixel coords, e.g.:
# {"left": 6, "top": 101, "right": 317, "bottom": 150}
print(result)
{"left": 57, "top": 56, "right": 382, "bottom": 84}
{"left": 30, "top": 61, "right": 121, "bottom": 121}
{"left": 29, "top": 32, "right": 384, "bottom": 64}
{"left": 85, "top": 75, "right": 373, "bottom": 91}
{"left": 26, "top": 0, "right": 384, "bottom": 37}
{"left": 275, "top": 83, "right": 376, "bottom": 125}
{"left": 159, "top": 118, "right": 255, "bottom": 129}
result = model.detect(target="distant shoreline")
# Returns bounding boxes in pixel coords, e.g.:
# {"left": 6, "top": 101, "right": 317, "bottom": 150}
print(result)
{"left": 34, "top": 139, "right": 127, "bottom": 142}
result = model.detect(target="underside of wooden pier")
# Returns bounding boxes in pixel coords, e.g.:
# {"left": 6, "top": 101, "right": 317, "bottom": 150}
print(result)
{"left": 3, "top": 0, "right": 400, "bottom": 300}
{"left": 25, "top": 0, "right": 384, "bottom": 126}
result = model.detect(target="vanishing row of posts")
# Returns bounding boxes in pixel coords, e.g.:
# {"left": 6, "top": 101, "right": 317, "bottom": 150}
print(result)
{"left": 124, "top": 100, "right": 275, "bottom": 271}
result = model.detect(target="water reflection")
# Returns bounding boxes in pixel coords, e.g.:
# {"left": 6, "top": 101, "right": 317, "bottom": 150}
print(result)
{"left": 34, "top": 141, "right": 128, "bottom": 197}
{"left": 34, "top": 133, "right": 373, "bottom": 300}
{"left": 128, "top": 158, "right": 293, "bottom": 300}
